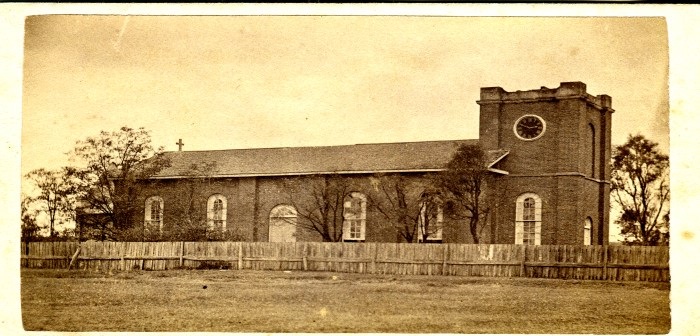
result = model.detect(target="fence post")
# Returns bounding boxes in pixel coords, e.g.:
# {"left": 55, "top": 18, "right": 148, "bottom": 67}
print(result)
{"left": 520, "top": 245, "right": 527, "bottom": 277}
{"left": 179, "top": 241, "right": 185, "bottom": 268}
{"left": 442, "top": 244, "right": 449, "bottom": 276}
{"left": 302, "top": 243, "right": 308, "bottom": 271}
{"left": 140, "top": 243, "right": 145, "bottom": 270}
{"left": 602, "top": 244, "right": 608, "bottom": 280}
{"left": 238, "top": 243, "right": 244, "bottom": 270}
{"left": 22, "top": 242, "right": 27, "bottom": 268}
{"left": 68, "top": 245, "right": 81, "bottom": 270}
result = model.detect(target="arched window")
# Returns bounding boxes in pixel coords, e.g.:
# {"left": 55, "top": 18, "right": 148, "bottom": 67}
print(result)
{"left": 207, "top": 194, "right": 227, "bottom": 232}
{"left": 584, "top": 217, "right": 593, "bottom": 246}
{"left": 144, "top": 196, "right": 164, "bottom": 233}
{"left": 515, "top": 193, "right": 542, "bottom": 245}
{"left": 417, "top": 197, "right": 443, "bottom": 242}
{"left": 269, "top": 205, "right": 297, "bottom": 242}
{"left": 343, "top": 192, "right": 366, "bottom": 242}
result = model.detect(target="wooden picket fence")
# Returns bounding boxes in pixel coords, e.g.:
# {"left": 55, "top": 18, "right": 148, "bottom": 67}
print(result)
{"left": 20, "top": 242, "right": 670, "bottom": 282}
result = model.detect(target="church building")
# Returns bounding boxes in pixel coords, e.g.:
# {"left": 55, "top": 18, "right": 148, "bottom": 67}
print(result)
{"left": 132, "top": 82, "right": 613, "bottom": 245}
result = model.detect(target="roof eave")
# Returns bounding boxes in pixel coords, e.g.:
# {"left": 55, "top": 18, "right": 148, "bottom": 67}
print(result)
{"left": 147, "top": 168, "right": 447, "bottom": 180}
{"left": 487, "top": 150, "right": 510, "bottom": 168}
{"left": 488, "top": 167, "right": 510, "bottom": 175}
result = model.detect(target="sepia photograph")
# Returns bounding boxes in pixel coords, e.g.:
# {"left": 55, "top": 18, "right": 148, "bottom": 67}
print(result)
{"left": 4, "top": 3, "right": 696, "bottom": 335}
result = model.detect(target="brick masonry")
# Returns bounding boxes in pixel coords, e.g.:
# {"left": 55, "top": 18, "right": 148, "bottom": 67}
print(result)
{"left": 478, "top": 82, "right": 612, "bottom": 245}
{"left": 130, "top": 82, "right": 613, "bottom": 245}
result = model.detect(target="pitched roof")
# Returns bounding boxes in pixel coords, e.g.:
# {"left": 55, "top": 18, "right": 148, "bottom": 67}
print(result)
{"left": 150, "top": 139, "right": 508, "bottom": 179}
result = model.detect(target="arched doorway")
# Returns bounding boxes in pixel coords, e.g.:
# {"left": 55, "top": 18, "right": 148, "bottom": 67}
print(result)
{"left": 269, "top": 205, "right": 297, "bottom": 242}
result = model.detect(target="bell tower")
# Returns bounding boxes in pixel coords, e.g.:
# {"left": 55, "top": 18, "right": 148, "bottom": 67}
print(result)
{"left": 477, "top": 82, "right": 613, "bottom": 245}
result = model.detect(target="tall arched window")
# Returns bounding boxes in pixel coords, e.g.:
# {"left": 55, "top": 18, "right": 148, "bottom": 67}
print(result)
{"left": 144, "top": 196, "right": 164, "bottom": 233}
{"left": 207, "top": 194, "right": 227, "bottom": 232}
{"left": 515, "top": 193, "right": 542, "bottom": 245}
{"left": 584, "top": 217, "right": 593, "bottom": 246}
{"left": 343, "top": 192, "right": 366, "bottom": 242}
{"left": 269, "top": 205, "right": 297, "bottom": 242}
{"left": 417, "top": 197, "right": 443, "bottom": 242}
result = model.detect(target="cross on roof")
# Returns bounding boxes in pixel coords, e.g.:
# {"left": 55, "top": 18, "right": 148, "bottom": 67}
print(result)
{"left": 176, "top": 139, "right": 184, "bottom": 151}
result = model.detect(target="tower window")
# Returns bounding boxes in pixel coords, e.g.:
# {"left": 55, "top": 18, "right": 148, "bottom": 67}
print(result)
{"left": 515, "top": 193, "right": 542, "bottom": 245}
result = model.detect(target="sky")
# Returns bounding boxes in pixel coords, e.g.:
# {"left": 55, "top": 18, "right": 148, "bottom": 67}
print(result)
{"left": 20, "top": 15, "right": 669, "bottom": 179}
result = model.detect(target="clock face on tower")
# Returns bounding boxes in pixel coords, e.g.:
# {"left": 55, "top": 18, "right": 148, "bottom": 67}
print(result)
{"left": 514, "top": 114, "right": 546, "bottom": 141}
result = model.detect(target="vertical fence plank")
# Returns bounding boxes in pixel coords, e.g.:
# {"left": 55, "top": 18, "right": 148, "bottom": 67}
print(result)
{"left": 121, "top": 242, "right": 127, "bottom": 271}
{"left": 180, "top": 241, "right": 185, "bottom": 268}
{"left": 520, "top": 245, "right": 526, "bottom": 277}
{"left": 602, "top": 244, "right": 608, "bottom": 280}
{"left": 139, "top": 243, "right": 145, "bottom": 270}
{"left": 237, "top": 243, "right": 243, "bottom": 270}
{"left": 370, "top": 243, "right": 376, "bottom": 274}
{"left": 442, "top": 244, "right": 449, "bottom": 276}
{"left": 302, "top": 243, "right": 308, "bottom": 271}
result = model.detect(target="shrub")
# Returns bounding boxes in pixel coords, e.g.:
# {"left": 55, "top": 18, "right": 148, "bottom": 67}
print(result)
{"left": 196, "top": 260, "right": 232, "bottom": 270}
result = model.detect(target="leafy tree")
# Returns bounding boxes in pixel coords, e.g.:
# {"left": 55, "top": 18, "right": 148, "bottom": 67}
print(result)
{"left": 74, "top": 208, "right": 112, "bottom": 242}
{"left": 21, "top": 195, "right": 42, "bottom": 245}
{"left": 611, "top": 134, "right": 670, "bottom": 246}
{"left": 435, "top": 144, "right": 491, "bottom": 244}
{"left": 24, "top": 168, "right": 73, "bottom": 238}
{"left": 69, "top": 126, "right": 170, "bottom": 239}
{"left": 59, "top": 166, "right": 91, "bottom": 237}
{"left": 367, "top": 174, "right": 442, "bottom": 243}
{"left": 163, "top": 162, "right": 215, "bottom": 241}
{"left": 282, "top": 174, "right": 352, "bottom": 242}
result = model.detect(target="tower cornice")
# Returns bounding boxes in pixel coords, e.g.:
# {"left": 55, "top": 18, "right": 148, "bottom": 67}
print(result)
{"left": 476, "top": 82, "right": 614, "bottom": 113}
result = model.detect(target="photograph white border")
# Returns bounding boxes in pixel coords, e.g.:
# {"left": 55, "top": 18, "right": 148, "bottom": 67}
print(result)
{"left": 2, "top": 3, "right": 698, "bottom": 335}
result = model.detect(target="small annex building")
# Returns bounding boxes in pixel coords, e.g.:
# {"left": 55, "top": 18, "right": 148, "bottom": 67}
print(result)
{"left": 132, "top": 82, "right": 613, "bottom": 245}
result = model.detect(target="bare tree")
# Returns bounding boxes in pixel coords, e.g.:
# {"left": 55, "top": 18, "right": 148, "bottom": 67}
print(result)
{"left": 367, "top": 174, "right": 442, "bottom": 243}
{"left": 611, "top": 134, "right": 670, "bottom": 246}
{"left": 416, "top": 188, "right": 444, "bottom": 243}
{"left": 436, "top": 144, "right": 491, "bottom": 244}
{"left": 282, "top": 174, "right": 351, "bottom": 242}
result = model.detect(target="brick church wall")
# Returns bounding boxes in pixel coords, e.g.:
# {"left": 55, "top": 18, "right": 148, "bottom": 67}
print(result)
{"left": 131, "top": 172, "right": 487, "bottom": 243}
{"left": 127, "top": 82, "right": 612, "bottom": 245}
{"left": 255, "top": 173, "right": 473, "bottom": 244}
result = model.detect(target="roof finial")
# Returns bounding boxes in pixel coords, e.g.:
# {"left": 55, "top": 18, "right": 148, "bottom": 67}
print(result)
{"left": 176, "top": 139, "right": 184, "bottom": 151}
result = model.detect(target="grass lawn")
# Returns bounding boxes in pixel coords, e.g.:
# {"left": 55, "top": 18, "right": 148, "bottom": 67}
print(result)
{"left": 20, "top": 268, "right": 670, "bottom": 333}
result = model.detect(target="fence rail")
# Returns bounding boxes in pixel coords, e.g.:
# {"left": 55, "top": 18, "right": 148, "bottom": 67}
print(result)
{"left": 20, "top": 242, "right": 669, "bottom": 282}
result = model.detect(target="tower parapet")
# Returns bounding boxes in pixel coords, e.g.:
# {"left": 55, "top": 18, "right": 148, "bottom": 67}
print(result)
{"left": 478, "top": 82, "right": 613, "bottom": 111}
